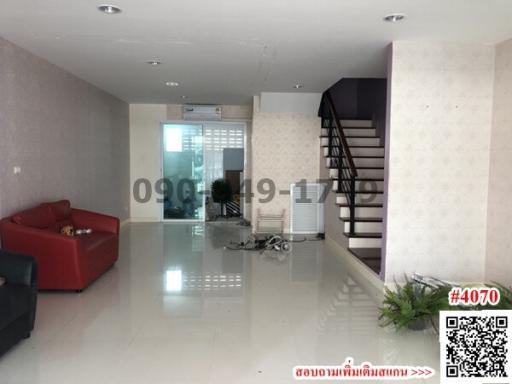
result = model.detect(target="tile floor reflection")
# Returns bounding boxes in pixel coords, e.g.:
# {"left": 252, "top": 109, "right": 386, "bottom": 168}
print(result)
{"left": 0, "top": 222, "right": 440, "bottom": 383}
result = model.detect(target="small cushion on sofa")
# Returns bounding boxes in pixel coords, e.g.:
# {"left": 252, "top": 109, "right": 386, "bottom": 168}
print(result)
{"left": 48, "top": 200, "right": 72, "bottom": 221}
{"left": 12, "top": 204, "right": 56, "bottom": 229}
{"left": 47, "top": 200, "right": 73, "bottom": 232}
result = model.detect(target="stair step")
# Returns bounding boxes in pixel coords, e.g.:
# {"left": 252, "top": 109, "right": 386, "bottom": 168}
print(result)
{"left": 340, "top": 119, "right": 373, "bottom": 128}
{"left": 341, "top": 125, "right": 375, "bottom": 132}
{"left": 323, "top": 146, "right": 385, "bottom": 157}
{"left": 333, "top": 179, "right": 384, "bottom": 192}
{"left": 345, "top": 232, "right": 382, "bottom": 238}
{"left": 321, "top": 135, "right": 379, "bottom": 140}
{"left": 348, "top": 147, "right": 385, "bottom": 156}
{"left": 343, "top": 220, "right": 383, "bottom": 233}
{"left": 339, "top": 205, "right": 383, "bottom": 218}
{"left": 325, "top": 157, "right": 384, "bottom": 169}
{"left": 328, "top": 166, "right": 384, "bottom": 170}
{"left": 321, "top": 128, "right": 377, "bottom": 137}
{"left": 345, "top": 135, "right": 379, "bottom": 139}
{"left": 349, "top": 248, "right": 382, "bottom": 260}
{"left": 337, "top": 178, "right": 384, "bottom": 182}
{"left": 322, "top": 146, "right": 385, "bottom": 156}
{"left": 344, "top": 128, "right": 378, "bottom": 137}
{"left": 337, "top": 191, "right": 384, "bottom": 195}
{"left": 330, "top": 167, "right": 384, "bottom": 179}
{"left": 340, "top": 217, "right": 382, "bottom": 222}
{"left": 337, "top": 193, "right": 383, "bottom": 205}
{"left": 349, "top": 144, "right": 384, "bottom": 148}
{"left": 348, "top": 236, "right": 382, "bottom": 248}
{"left": 337, "top": 203, "right": 383, "bottom": 208}
{"left": 320, "top": 137, "right": 381, "bottom": 147}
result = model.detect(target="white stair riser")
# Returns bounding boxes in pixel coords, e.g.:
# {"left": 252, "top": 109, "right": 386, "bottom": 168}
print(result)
{"left": 354, "top": 157, "right": 384, "bottom": 167}
{"left": 320, "top": 137, "right": 380, "bottom": 146}
{"left": 321, "top": 128, "right": 377, "bottom": 137}
{"left": 343, "top": 221, "right": 383, "bottom": 233}
{"left": 349, "top": 147, "right": 385, "bottom": 156}
{"left": 340, "top": 207, "right": 383, "bottom": 218}
{"left": 349, "top": 237, "right": 382, "bottom": 248}
{"left": 333, "top": 179, "right": 384, "bottom": 191}
{"left": 341, "top": 120, "right": 373, "bottom": 127}
{"left": 322, "top": 137, "right": 381, "bottom": 146}
{"left": 326, "top": 157, "right": 384, "bottom": 168}
{"left": 344, "top": 128, "right": 377, "bottom": 137}
{"left": 346, "top": 137, "right": 381, "bottom": 146}
{"left": 330, "top": 168, "right": 384, "bottom": 179}
{"left": 337, "top": 194, "right": 384, "bottom": 205}
{"left": 324, "top": 146, "right": 386, "bottom": 157}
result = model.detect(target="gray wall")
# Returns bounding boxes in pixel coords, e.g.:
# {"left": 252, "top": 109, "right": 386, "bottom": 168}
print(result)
{"left": 0, "top": 37, "right": 130, "bottom": 221}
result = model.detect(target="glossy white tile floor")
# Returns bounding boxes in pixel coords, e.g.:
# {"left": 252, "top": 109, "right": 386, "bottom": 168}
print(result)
{"left": 0, "top": 222, "right": 440, "bottom": 383}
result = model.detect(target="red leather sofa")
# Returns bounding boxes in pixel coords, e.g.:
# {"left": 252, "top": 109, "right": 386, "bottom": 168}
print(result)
{"left": 0, "top": 200, "right": 119, "bottom": 291}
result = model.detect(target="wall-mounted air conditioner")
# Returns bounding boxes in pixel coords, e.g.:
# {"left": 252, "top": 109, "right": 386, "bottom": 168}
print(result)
{"left": 182, "top": 105, "right": 222, "bottom": 121}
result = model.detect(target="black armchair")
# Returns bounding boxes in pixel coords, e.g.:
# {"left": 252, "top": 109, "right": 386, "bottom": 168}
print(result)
{"left": 0, "top": 250, "right": 37, "bottom": 357}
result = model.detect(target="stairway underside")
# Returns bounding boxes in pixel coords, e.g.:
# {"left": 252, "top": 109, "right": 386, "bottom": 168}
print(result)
{"left": 348, "top": 248, "right": 381, "bottom": 274}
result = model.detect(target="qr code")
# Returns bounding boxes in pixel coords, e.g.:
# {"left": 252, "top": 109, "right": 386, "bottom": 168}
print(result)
{"left": 440, "top": 310, "right": 512, "bottom": 383}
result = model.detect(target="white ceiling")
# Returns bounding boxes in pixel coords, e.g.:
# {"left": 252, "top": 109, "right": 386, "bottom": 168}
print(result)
{"left": 1, "top": 0, "right": 512, "bottom": 105}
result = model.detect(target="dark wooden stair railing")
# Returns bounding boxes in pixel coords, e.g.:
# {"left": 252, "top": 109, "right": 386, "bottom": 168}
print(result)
{"left": 323, "top": 91, "right": 358, "bottom": 235}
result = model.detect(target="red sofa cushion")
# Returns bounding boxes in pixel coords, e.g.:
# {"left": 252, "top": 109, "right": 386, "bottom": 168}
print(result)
{"left": 78, "top": 232, "right": 116, "bottom": 254}
{"left": 78, "top": 232, "right": 118, "bottom": 279}
{"left": 47, "top": 200, "right": 73, "bottom": 231}
{"left": 48, "top": 200, "right": 71, "bottom": 221}
{"left": 12, "top": 205, "right": 56, "bottom": 230}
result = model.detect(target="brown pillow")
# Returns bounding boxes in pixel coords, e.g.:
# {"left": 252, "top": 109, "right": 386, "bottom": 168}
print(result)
{"left": 0, "top": 277, "right": 5, "bottom": 287}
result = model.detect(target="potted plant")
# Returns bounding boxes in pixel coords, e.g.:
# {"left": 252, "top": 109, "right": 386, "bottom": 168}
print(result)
{"left": 211, "top": 179, "right": 232, "bottom": 218}
{"left": 379, "top": 277, "right": 450, "bottom": 332}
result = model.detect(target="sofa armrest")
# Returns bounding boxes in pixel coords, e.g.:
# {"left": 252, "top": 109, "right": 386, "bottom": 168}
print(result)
{"left": 71, "top": 208, "right": 119, "bottom": 235}
{"left": 0, "top": 220, "right": 80, "bottom": 282}
{"left": 0, "top": 251, "right": 37, "bottom": 288}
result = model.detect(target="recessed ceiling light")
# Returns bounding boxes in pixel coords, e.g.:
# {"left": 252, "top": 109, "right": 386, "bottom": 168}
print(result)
{"left": 97, "top": 4, "right": 122, "bottom": 14}
{"left": 147, "top": 60, "right": 162, "bottom": 66}
{"left": 181, "top": 95, "right": 187, "bottom": 99}
{"left": 293, "top": 84, "right": 303, "bottom": 89}
{"left": 383, "top": 13, "right": 406, "bottom": 22}
{"left": 165, "top": 81, "right": 180, "bottom": 87}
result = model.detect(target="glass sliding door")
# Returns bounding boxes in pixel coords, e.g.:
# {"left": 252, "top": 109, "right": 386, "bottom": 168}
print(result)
{"left": 162, "top": 123, "right": 204, "bottom": 220}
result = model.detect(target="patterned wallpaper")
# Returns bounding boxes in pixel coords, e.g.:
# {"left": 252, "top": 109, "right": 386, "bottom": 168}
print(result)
{"left": 384, "top": 42, "right": 495, "bottom": 283}
{"left": 486, "top": 39, "right": 512, "bottom": 286}
{"left": 251, "top": 96, "right": 320, "bottom": 232}
{"left": 0, "top": 37, "right": 130, "bottom": 220}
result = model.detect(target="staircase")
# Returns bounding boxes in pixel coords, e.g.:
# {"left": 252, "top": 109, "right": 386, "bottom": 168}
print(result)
{"left": 320, "top": 92, "right": 384, "bottom": 274}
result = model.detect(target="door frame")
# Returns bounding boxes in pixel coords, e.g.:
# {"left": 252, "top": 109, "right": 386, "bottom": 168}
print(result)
{"left": 160, "top": 120, "right": 248, "bottom": 223}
